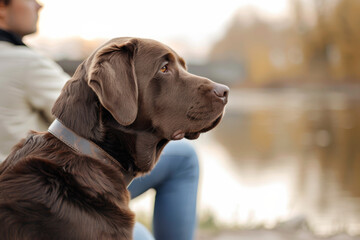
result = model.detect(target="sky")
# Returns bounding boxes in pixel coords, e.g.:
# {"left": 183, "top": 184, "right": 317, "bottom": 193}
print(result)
{"left": 28, "top": 0, "right": 291, "bottom": 60}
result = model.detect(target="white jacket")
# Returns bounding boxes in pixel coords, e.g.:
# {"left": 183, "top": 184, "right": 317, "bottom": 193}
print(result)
{"left": 0, "top": 41, "right": 69, "bottom": 159}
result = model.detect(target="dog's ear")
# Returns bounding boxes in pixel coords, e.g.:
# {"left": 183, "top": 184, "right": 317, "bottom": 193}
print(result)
{"left": 88, "top": 39, "right": 138, "bottom": 126}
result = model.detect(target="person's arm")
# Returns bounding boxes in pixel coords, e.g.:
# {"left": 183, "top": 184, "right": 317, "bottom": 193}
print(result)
{"left": 23, "top": 54, "right": 70, "bottom": 123}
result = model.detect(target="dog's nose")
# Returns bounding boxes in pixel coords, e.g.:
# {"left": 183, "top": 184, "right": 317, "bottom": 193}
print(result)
{"left": 213, "top": 83, "right": 230, "bottom": 103}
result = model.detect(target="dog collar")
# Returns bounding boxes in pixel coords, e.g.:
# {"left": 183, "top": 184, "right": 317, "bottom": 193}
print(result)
{"left": 48, "top": 119, "right": 134, "bottom": 187}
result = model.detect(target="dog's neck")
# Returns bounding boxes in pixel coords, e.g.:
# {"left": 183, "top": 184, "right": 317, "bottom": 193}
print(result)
{"left": 52, "top": 64, "right": 168, "bottom": 175}
{"left": 48, "top": 119, "right": 135, "bottom": 186}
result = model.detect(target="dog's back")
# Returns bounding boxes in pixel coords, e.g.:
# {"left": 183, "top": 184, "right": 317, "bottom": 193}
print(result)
{"left": 0, "top": 132, "right": 134, "bottom": 240}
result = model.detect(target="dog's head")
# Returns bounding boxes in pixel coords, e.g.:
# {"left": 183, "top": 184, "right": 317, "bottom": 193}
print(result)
{"left": 88, "top": 37, "right": 228, "bottom": 139}
{"left": 53, "top": 37, "right": 229, "bottom": 173}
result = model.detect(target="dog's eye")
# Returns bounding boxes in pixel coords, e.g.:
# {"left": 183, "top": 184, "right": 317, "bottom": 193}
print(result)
{"left": 160, "top": 64, "right": 168, "bottom": 73}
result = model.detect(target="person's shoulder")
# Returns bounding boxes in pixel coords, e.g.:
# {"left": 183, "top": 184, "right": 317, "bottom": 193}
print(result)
{"left": 0, "top": 41, "right": 69, "bottom": 83}
{"left": 0, "top": 41, "right": 46, "bottom": 61}
{"left": 0, "top": 41, "right": 64, "bottom": 74}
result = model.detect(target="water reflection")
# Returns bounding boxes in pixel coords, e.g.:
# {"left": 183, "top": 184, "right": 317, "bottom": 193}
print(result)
{"left": 202, "top": 87, "right": 360, "bottom": 235}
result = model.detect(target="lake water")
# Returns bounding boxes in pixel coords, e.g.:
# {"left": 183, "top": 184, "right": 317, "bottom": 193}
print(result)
{"left": 131, "top": 86, "right": 360, "bottom": 236}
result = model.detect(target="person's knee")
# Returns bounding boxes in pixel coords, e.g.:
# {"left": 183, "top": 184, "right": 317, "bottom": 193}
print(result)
{"left": 174, "top": 141, "right": 199, "bottom": 177}
{"left": 161, "top": 140, "right": 199, "bottom": 178}
{"left": 181, "top": 142, "right": 199, "bottom": 174}
{"left": 164, "top": 140, "right": 197, "bottom": 158}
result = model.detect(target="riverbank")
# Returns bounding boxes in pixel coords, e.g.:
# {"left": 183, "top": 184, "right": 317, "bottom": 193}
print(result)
{"left": 196, "top": 229, "right": 360, "bottom": 240}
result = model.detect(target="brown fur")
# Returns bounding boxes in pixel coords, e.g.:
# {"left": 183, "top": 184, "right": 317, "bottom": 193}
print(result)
{"left": 0, "top": 37, "right": 229, "bottom": 240}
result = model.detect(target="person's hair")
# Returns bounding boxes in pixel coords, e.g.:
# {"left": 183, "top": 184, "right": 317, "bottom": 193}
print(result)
{"left": 0, "top": 0, "right": 11, "bottom": 5}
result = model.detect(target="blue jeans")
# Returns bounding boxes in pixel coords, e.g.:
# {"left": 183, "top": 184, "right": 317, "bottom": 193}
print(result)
{"left": 128, "top": 140, "right": 199, "bottom": 240}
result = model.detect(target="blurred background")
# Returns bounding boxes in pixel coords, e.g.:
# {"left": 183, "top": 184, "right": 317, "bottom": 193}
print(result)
{"left": 26, "top": 0, "right": 360, "bottom": 239}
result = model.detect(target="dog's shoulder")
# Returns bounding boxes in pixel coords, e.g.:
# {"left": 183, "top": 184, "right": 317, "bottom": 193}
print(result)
{"left": 0, "top": 132, "right": 134, "bottom": 239}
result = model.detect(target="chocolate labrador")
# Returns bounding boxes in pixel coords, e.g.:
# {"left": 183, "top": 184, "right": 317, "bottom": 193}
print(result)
{"left": 0, "top": 37, "right": 229, "bottom": 239}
